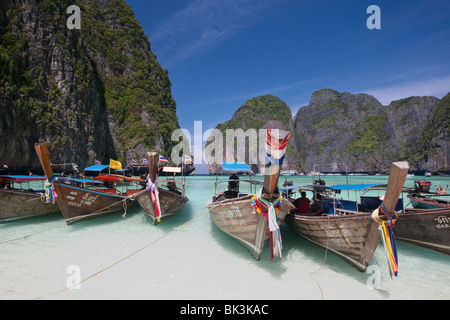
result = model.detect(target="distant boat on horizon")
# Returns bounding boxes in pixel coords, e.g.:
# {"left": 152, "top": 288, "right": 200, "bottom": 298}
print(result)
{"left": 280, "top": 169, "right": 298, "bottom": 176}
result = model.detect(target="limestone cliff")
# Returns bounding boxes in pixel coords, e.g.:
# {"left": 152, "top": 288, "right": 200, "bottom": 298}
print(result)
{"left": 0, "top": 0, "right": 180, "bottom": 172}
{"left": 293, "top": 89, "right": 448, "bottom": 173}
{"left": 208, "top": 90, "right": 449, "bottom": 174}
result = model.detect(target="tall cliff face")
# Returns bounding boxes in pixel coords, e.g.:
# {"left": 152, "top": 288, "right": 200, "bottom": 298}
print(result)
{"left": 0, "top": 0, "right": 180, "bottom": 171}
{"left": 293, "top": 89, "right": 448, "bottom": 173}
{"left": 209, "top": 89, "right": 448, "bottom": 174}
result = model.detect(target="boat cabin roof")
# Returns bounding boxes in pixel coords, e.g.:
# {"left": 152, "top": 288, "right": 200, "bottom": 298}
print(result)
{"left": 221, "top": 162, "right": 251, "bottom": 173}
{"left": 84, "top": 164, "right": 110, "bottom": 172}
{"left": 162, "top": 167, "right": 182, "bottom": 173}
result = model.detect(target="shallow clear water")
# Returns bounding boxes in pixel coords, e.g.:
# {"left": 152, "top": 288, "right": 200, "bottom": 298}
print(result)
{"left": 1, "top": 175, "right": 449, "bottom": 300}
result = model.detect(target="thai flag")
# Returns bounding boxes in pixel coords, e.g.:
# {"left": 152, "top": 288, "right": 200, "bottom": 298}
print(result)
{"left": 159, "top": 155, "right": 169, "bottom": 163}
{"left": 143, "top": 159, "right": 148, "bottom": 164}
{"left": 3, "top": 164, "right": 8, "bottom": 169}
{"left": 95, "top": 160, "right": 101, "bottom": 165}
{"left": 131, "top": 159, "right": 137, "bottom": 165}
{"left": 184, "top": 155, "right": 193, "bottom": 163}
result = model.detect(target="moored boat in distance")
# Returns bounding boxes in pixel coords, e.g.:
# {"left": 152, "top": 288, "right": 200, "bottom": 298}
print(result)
{"left": 280, "top": 169, "right": 298, "bottom": 176}
{"left": 34, "top": 143, "right": 142, "bottom": 224}
{"left": 0, "top": 175, "right": 60, "bottom": 222}
{"left": 408, "top": 194, "right": 450, "bottom": 210}
{"left": 284, "top": 162, "right": 409, "bottom": 271}
{"left": 206, "top": 130, "right": 295, "bottom": 260}
{"left": 135, "top": 152, "right": 189, "bottom": 224}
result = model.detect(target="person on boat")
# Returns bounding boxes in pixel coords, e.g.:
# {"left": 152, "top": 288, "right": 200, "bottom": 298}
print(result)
{"left": 294, "top": 191, "right": 310, "bottom": 214}
{"left": 437, "top": 186, "right": 447, "bottom": 195}
{"left": 225, "top": 174, "right": 239, "bottom": 199}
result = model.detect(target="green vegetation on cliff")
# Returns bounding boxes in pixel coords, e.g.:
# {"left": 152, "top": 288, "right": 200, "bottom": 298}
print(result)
{"left": 0, "top": 0, "right": 181, "bottom": 168}
{"left": 216, "top": 94, "right": 291, "bottom": 131}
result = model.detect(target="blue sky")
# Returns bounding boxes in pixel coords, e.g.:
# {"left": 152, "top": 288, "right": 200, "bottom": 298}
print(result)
{"left": 126, "top": 0, "right": 450, "bottom": 171}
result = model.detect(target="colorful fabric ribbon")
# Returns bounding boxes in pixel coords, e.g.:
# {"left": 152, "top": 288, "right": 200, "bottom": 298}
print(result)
{"left": 265, "top": 129, "right": 290, "bottom": 166}
{"left": 371, "top": 204, "right": 399, "bottom": 278}
{"left": 146, "top": 178, "right": 162, "bottom": 222}
{"left": 251, "top": 192, "right": 284, "bottom": 260}
{"left": 44, "top": 180, "right": 58, "bottom": 204}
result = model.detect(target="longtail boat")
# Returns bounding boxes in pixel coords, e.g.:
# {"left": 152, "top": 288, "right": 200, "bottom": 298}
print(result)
{"left": 0, "top": 175, "right": 60, "bottom": 222}
{"left": 135, "top": 152, "right": 189, "bottom": 224}
{"left": 34, "top": 143, "right": 141, "bottom": 224}
{"left": 408, "top": 194, "right": 450, "bottom": 209}
{"left": 285, "top": 162, "right": 409, "bottom": 272}
{"left": 206, "top": 129, "right": 295, "bottom": 260}
{"left": 394, "top": 207, "right": 450, "bottom": 255}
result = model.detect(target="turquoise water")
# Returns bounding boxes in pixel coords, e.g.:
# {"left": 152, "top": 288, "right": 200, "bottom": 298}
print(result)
{"left": 0, "top": 175, "right": 449, "bottom": 300}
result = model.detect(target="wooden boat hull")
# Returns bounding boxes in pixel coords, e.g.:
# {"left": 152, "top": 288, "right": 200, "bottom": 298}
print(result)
{"left": 0, "top": 189, "right": 59, "bottom": 222}
{"left": 285, "top": 213, "right": 380, "bottom": 271}
{"left": 136, "top": 188, "right": 189, "bottom": 224}
{"left": 395, "top": 208, "right": 450, "bottom": 255}
{"left": 206, "top": 195, "right": 294, "bottom": 260}
{"left": 409, "top": 196, "right": 450, "bottom": 210}
{"left": 53, "top": 183, "right": 137, "bottom": 224}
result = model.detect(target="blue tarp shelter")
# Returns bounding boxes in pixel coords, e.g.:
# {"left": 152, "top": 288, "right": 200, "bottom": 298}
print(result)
{"left": 221, "top": 162, "right": 251, "bottom": 173}
{"left": 84, "top": 165, "right": 109, "bottom": 172}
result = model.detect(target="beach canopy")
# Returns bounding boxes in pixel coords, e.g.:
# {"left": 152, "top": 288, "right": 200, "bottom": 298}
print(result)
{"left": 279, "top": 184, "right": 310, "bottom": 192}
{"left": 221, "top": 162, "right": 251, "bottom": 173}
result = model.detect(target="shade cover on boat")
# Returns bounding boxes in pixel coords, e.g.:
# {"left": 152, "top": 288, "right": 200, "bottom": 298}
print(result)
{"left": 329, "top": 184, "right": 381, "bottom": 190}
{"left": 84, "top": 165, "right": 110, "bottom": 172}
{"left": 221, "top": 162, "right": 251, "bottom": 173}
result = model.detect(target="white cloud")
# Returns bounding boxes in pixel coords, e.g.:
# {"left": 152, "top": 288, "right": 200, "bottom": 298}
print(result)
{"left": 151, "top": 0, "right": 276, "bottom": 67}
{"left": 366, "top": 75, "right": 450, "bottom": 105}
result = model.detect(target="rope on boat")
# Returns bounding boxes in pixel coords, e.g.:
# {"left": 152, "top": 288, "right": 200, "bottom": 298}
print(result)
{"left": 308, "top": 213, "right": 331, "bottom": 300}
{"left": 251, "top": 192, "right": 283, "bottom": 260}
{"left": 33, "top": 208, "right": 209, "bottom": 300}
{"left": 0, "top": 224, "right": 62, "bottom": 245}
{"left": 372, "top": 204, "right": 399, "bottom": 278}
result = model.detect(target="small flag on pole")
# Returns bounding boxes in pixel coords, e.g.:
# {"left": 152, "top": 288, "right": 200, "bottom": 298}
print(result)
{"left": 109, "top": 159, "right": 122, "bottom": 170}
{"left": 131, "top": 159, "right": 137, "bottom": 165}
{"left": 95, "top": 160, "right": 101, "bottom": 165}
{"left": 159, "top": 155, "right": 169, "bottom": 163}
{"left": 184, "top": 155, "right": 193, "bottom": 163}
{"left": 3, "top": 164, "right": 8, "bottom": 169}
{"left": 143, "top": 158, "right": 148, "bottom": 164}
